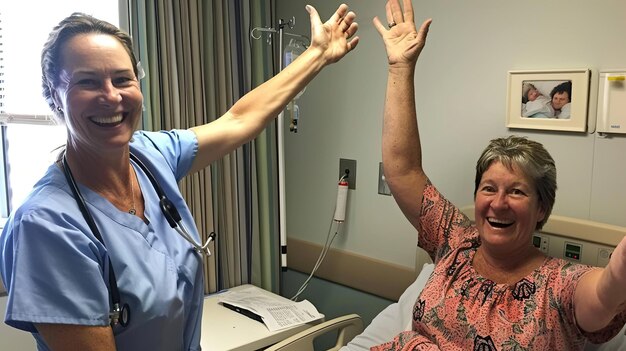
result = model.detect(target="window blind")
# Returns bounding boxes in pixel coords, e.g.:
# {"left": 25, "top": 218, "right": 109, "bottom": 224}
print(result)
{"left": 0, "top": 11, "right": 5, "bottom": 115}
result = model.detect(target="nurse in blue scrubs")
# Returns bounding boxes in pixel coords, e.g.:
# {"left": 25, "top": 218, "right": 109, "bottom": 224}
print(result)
{"left": 0, "top": 5, "right": 359, "bottom": 351}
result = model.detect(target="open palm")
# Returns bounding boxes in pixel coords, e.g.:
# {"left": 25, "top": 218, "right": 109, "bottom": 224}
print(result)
{"left": 373, "top": 0, "right": 431, "bottom": 66}
{"left": 308, "top": 4, "right": 359, "bottom": 65}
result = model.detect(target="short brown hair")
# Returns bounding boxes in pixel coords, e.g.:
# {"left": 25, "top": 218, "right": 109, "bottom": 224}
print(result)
{"left": 474, "top": 135, "right": 557, "bottom": 230}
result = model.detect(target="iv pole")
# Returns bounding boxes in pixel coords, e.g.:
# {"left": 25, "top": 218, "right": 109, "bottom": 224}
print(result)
{"left": 250, "top": 19, "right": 309, "bottom": 275}
{"left": 277, "top": 19, "right": 288, "bottom": 273}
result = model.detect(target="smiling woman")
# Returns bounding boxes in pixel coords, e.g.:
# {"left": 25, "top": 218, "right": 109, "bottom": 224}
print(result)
{"left": 0, "top": 1, "right": 120, "bottom": 217}
{"left": 0, "top": 2, "right": 360, "bottom": 350}
{"left": 374, "top": 0, "right": 626, "bottom": 349}
{"left": 50, "top": 33, "right": 143, "bottom": 155}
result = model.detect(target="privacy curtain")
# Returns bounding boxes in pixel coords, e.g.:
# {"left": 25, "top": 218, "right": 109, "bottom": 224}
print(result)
{"left": 127, "top": 0, "right": 281, "bottom": 293}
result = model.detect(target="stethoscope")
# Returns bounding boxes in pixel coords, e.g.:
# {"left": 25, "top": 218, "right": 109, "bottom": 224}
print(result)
{"left": 61, "top": 152, "right": 216, "bottom": 327}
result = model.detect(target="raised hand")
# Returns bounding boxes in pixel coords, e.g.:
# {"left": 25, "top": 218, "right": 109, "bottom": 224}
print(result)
{"left": 307, "top": 4, "right": 359, "bottom": 65}
{"left": 578, "top": 233, "right": 626, "bottom": 332}
{"left": 373, "top": 0, "right": 432, "bottom": 67}
{"left": 605, "top": 235, "right": 626, "bottom": 306}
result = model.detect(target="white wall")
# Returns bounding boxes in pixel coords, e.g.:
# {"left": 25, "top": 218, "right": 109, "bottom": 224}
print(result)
{"left": 0, "top": 297, "right": 36, "bottom": 350}
{"left": 277, "top": 0, "right": 626, "bottom": 269}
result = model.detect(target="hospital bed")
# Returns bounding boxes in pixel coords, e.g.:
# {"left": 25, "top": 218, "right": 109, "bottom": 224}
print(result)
{"left": 268, "top": 210, "right": 626, "bottom": 351}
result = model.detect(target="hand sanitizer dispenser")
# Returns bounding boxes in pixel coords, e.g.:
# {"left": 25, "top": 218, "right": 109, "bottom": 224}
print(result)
{"left": 597, "top": 70, "right": 626, "bottom": 134}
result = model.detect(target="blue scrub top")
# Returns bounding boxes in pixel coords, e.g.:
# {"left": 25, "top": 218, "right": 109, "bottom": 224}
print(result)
{"left": 0, "top": 130, "right": 204, "bottom": 351}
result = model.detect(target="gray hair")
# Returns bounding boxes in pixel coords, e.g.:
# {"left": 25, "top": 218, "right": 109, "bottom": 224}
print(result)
{"left": 474, "top": 135, "right": 556, "bottom": 230}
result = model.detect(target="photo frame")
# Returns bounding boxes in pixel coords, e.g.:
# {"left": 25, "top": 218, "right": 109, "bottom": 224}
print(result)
{"left": 506, "top": 69, "right": 590, "bottom": 132}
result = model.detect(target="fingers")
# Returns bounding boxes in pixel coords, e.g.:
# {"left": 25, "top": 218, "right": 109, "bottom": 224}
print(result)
{"left": 385, "top": 0, "right": 416, "bottom": 27}
{"left": 329, "top": 4, "right": 357, "bottom": 39}
{"left": 417, "top": 18, "right": 433, "bottom": 42}
{"left": 402, "top": 0, "right": 414, "bottom": 24}
{"left": 343, "top": 12, "right": 359, "bottom": 51}
{"left": 329, "top": 3, "right": 349, "bottom": 24}
{"left": 308, "top": 2, "right": 359, "bottom": 60}
{"left": 388, "top": 0, "right": 404, "bottom": 26}
{"left": 345, "top": 22, "right": 358, "bottom": 39}
{"left": 329, "top": 3, "right": 355, "bottom": 34}
{"left": 340, "top": 10, "right": 357, "bottom": 32}
{"left": 385, "top": 1, "right": 393, "bottom": 25}
{"left": 372, "top": 16, "right": 387, "bottom": 36}
{"left": 347, "top": 36, "right": 360, "bottom": 52}
{"left": 306, "top": 5, "right": 323, "bottom": 28}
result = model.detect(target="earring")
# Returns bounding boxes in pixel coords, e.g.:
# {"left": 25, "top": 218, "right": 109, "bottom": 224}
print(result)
{"left": 57, "top": 106, "right": 62, "bottom": 112}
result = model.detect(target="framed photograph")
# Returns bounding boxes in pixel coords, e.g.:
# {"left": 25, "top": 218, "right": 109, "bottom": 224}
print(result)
{"left": 506, "top": 69, "right": 590, "bottom": 132}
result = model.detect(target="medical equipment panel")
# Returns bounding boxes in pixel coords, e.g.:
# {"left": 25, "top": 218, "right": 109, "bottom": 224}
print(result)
{"left": 532, "top": 234, "right": 549, "bottom": 255}
{"left": 533, "top": 232, "right": 614, "bottom": 267}
{"left": 597, "top": 70, "right": 626, "bottom": 134}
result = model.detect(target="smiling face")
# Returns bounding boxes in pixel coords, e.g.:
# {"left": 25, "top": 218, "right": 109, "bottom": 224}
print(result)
{"left": 474, "top": 161, "right": 546, "bottom": 253}
{"left": 52, "top": 33, "right": 143, "bottom": 154}
{"left": 551, "top": 91, "right": 570, "bottom": 111}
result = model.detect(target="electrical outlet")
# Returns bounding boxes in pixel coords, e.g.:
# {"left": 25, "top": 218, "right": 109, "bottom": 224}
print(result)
{"left": 339, "top": 158, "right": 356, "bottom": 189}
{"left": 378, "top": 162, "right": 391, "bottom": 196}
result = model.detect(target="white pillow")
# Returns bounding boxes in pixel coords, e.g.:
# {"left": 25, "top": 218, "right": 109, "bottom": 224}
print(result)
{"left": 341, "top": 263, "right": 435, "bottom": 351}
{"left": 584, "top": 322, "right": 626, "bottom": 351}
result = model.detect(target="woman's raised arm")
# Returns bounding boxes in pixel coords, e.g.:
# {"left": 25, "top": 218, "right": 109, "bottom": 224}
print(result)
{"left": 189, "top": 4, "right": 359, "bottom": 174}
{"left": 374, "top": 0, "right": 431, "bottom": 229}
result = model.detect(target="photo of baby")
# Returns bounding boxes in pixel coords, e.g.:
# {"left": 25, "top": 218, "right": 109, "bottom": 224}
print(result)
{"left": 521, "top": 80, "right": 572, "bottom": 119}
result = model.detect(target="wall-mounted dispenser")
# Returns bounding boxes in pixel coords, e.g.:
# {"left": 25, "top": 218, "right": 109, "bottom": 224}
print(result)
{"left": 597, "top": 70, "right": 626, "bottom": 134}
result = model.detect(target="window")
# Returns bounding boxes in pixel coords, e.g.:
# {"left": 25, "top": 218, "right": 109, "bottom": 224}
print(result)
{"left": 0, "top": 1, "right": 121, "bottom": 220}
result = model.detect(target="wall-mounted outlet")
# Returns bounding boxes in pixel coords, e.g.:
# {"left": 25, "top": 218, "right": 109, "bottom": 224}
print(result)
{"left": 339, "top": 158, "right": 356, "bottom": 189}
{"left": 378, "top": 162, "right": 391, "bottom": 196}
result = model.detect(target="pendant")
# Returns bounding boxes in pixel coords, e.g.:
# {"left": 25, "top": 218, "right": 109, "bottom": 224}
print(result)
{"left": 129, "top": 208, "right": 136, "bottom": 215}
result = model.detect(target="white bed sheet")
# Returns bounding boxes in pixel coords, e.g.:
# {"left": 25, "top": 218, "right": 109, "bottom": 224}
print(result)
{"left": 341, "top": 263, "right": 626, "bottom": 351}
{"left": 340, "top": 263, "right": 434, "bottom": 351}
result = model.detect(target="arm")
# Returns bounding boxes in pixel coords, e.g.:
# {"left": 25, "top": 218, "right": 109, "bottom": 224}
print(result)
{"left": 575, "top": 235, "right": 626, "bottom": 333}
{"left": 35, "top": 324, "right": 116, "bottom": 351}
{"left": 373, "top": 0, "right": 432, "bottom": 229}
{"left": 188, "top": 4, "right": 359, "bottom": 174}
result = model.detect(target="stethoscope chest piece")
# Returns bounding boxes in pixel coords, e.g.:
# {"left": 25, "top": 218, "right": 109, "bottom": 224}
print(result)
{"left": 110, "top": 302, "right": 131, "bottom": 327}
{"left": 120, "top": 303, "right": 130, "bottom": 327}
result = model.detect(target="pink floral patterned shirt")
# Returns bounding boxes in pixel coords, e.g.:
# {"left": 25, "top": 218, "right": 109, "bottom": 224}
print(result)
{"left": 372, "top": 182, "right": 626, "bottom": 351}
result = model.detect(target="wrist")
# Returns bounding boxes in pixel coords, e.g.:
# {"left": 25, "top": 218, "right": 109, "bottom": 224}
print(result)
{"left": 388, "top": 64, "right": 416, "bottom": 78}
{"left": 301, "top": 45, "right": 329, "bottom": 71}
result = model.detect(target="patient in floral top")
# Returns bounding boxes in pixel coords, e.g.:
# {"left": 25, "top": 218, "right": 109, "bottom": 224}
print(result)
{"left": 371, "top": 1, "right": 626, "bottom": 350}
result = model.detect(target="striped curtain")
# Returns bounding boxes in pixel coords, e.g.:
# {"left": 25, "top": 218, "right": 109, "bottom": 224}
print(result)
{"left": 127, "top": 0, "right": 280, "bottom": 293}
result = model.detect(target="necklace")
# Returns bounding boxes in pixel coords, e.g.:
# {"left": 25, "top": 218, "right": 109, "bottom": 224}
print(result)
{"left": 128, "top": 168, "right": 136, "bottom": 215}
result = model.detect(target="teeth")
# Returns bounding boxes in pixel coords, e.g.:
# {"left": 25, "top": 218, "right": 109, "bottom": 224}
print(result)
{"left": 91, "top": 114, "right": 123, "bottom": 124}
{"left": 488, "top": 218, "right": 513, "bottom": 225}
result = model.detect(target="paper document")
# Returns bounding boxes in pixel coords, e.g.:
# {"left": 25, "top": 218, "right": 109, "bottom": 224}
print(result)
{"left": 218, "top": 285, "right": 324, "bottom": 332}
